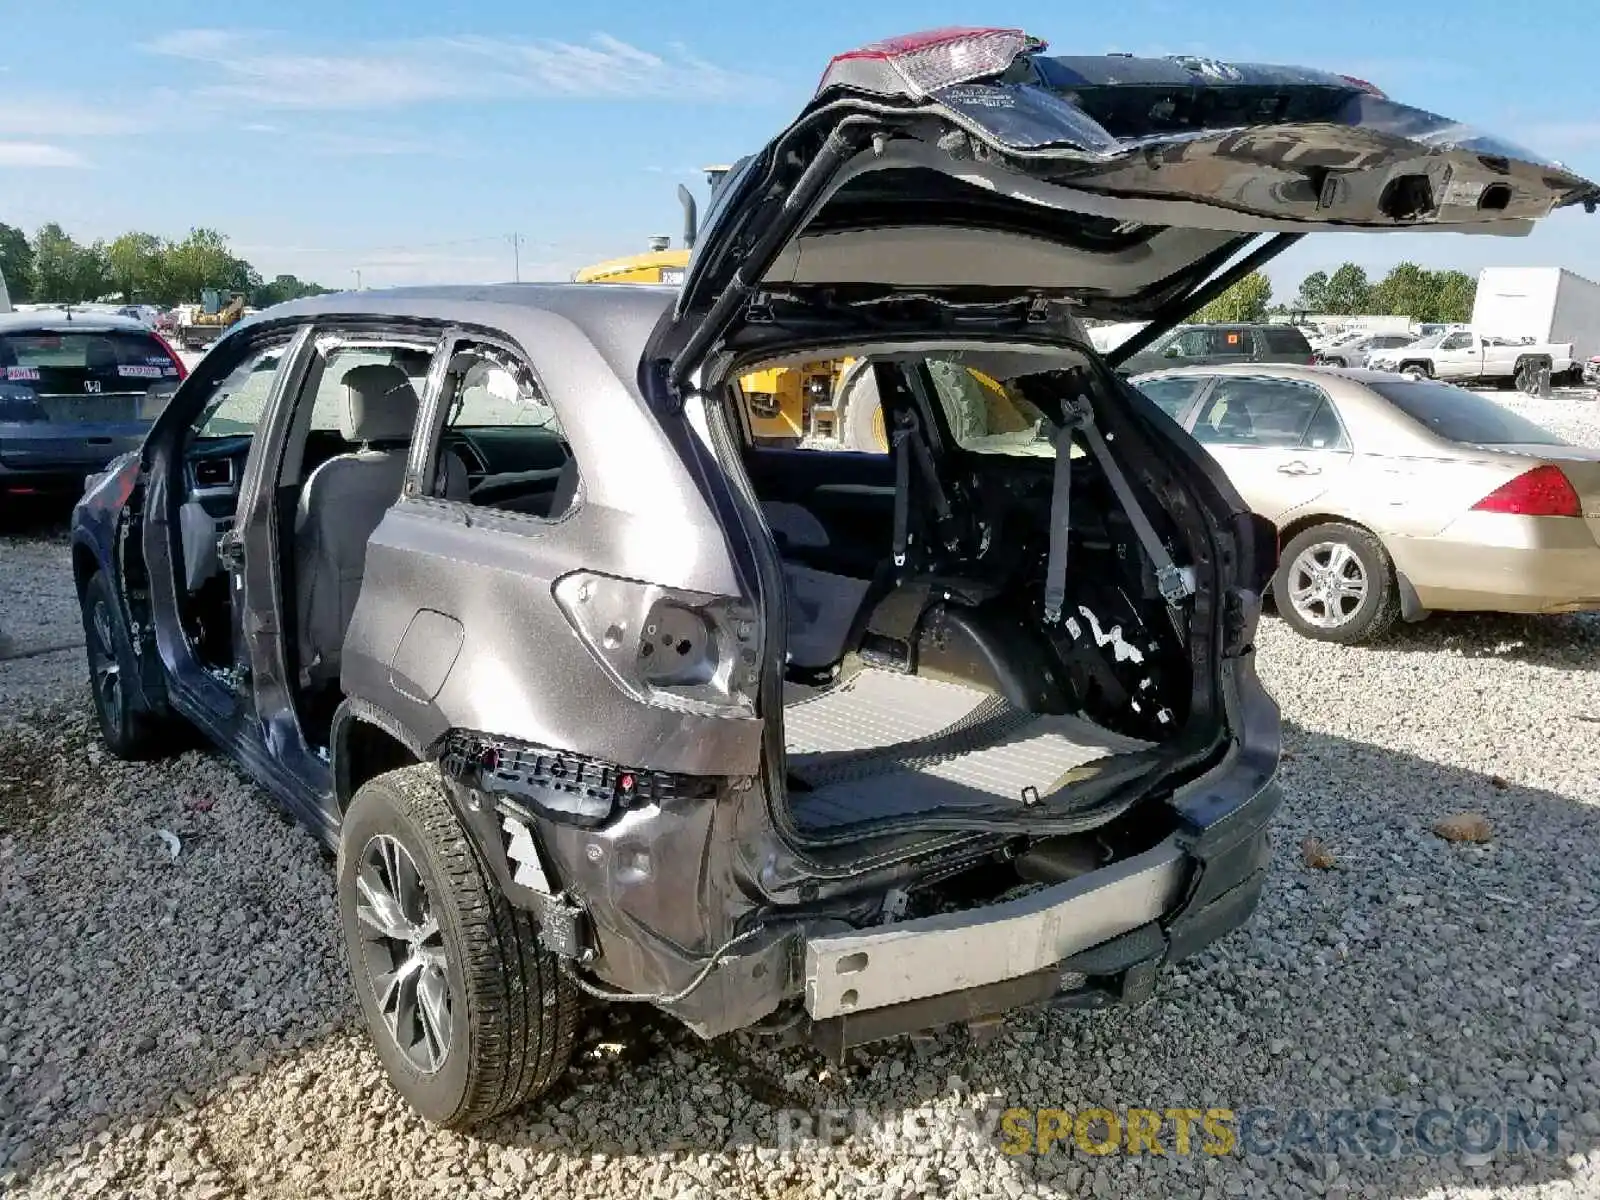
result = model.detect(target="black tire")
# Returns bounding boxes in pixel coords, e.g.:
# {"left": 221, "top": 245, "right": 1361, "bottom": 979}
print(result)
{"left": 1513, "top": 356, "right": 1549, "bottom": 394}
{"left": 1273, "top": 523, "right": 1399, "bottom": 645}
{"left": 337, "top": 764, "right": 580, "bottom": 1128}
{"left": 80, "top": 571, "right": 184, "bottom": 760}
{"left": 1397, "top": 361, "right": 1431, "bottom": 380}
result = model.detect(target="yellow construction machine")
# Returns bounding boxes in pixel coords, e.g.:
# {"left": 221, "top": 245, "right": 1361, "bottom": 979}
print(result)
{"left": 178, "top": 289, "right": 247, "bottom": 350}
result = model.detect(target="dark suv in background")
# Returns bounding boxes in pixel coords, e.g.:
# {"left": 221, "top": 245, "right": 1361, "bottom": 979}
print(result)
{"left": 1115, "top": 323, "right": 1315, "bottom": 376}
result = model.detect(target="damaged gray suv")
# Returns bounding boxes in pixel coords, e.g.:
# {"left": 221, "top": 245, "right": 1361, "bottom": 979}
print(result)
{"left": 70, "top": 29, "right": 1596, "bottom": 1127}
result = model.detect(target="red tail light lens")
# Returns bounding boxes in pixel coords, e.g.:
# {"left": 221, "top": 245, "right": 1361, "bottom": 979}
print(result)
{"left": 153, "top": 333, "right": 188, "bottom": 380}
{"left": 1339, "top": 74, "right": 1388, "bottom": 98}
{"left": 817, "top": 27, "right": 1044, "bottom": 98}
{"left": 1470, "top": 465, "right": 1581, "bottom": 518}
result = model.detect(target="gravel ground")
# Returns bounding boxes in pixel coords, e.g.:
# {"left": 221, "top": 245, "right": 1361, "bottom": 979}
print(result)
{"left": 2, "top": 390, "right": 1599, "bottom": 1199}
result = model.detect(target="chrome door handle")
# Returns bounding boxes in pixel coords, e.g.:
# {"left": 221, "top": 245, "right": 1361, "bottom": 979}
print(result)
{"left": 1277, "top": 461, "right": 1320, "bottom": 476}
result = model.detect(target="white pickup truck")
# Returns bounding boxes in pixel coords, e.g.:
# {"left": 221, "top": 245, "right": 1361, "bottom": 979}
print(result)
{"left": 1368, "top": 329, "right": 1574, "bottom": 387}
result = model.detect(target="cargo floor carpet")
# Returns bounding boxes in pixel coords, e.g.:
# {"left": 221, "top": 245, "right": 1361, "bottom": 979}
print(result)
{"left": 783, "top": 668, "right": 1154, "bottom": 830}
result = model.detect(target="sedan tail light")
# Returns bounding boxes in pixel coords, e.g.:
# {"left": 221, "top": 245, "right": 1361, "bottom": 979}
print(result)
{"left": 1470, "top": 465, "right": 1582, "bottom": 518}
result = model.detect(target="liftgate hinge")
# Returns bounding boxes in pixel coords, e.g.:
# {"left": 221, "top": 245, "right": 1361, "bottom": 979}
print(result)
{"left": 745, "top": 291, "right": 775, "bottom": 324}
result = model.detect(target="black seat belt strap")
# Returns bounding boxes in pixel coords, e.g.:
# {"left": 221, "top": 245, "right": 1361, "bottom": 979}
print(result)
{"left": 891, "top": 417, "right": 913, "bottom": 568}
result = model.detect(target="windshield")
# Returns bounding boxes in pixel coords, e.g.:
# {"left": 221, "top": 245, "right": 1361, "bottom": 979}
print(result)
{"left": 1367, "top": 380, "right": 1568, "bottom": 446}
{"left": 1407, "top": 332, "right": 1446, "bottom": 349}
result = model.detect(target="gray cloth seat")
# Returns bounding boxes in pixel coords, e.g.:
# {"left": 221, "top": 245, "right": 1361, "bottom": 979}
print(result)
{"left": 294, "top": 363, "right": 467, "bottom": 687}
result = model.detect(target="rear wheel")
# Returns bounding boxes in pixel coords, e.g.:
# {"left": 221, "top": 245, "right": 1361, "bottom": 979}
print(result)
{"left": 1273, "top": 523, "right": 1399, "bottom": 645}
{"left": 337, "top": 764, "right": 580, "bottom": 1128}
{"left": 80, "top": 571, "right": 184, "bottom": 760}
{"left": 1513, "top": 357, "right": 1548, "bottom": 393}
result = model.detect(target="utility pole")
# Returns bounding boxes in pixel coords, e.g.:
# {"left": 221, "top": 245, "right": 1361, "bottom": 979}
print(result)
{"left": 508, "top": 233, "right": 524, "bottom": 283}
{"left": 352, "top": 268, "right": 362, "bottom": 291}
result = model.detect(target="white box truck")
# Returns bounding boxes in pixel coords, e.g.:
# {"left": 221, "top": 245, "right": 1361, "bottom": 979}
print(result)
{"left": 1471, "top": 267, "right": 1600, "bottom": 384}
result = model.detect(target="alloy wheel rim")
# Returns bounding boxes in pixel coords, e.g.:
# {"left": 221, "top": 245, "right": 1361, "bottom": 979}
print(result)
{"left": 354, "top": 835, "right": 453, "bottom": 1074}
{"left": 1287, "top": 542, "right": 1368, "bottom": 629}
{"left": 89, "top": 601, "right": 122, "bottom": 739}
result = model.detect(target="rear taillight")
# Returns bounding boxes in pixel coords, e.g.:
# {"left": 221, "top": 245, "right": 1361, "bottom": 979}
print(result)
{"left": 553, "top": 571, "right": 761, "bottom": 718}
{"left": 1339, "top": 74, "right": 1388, "bottom": 98}
{"left": 153, "top": 333, "right": 188, "bottom": 380}
{"left": 817, "top": 27, "right": 1044, "bottom": 98}
{"left": 1470, "top": 465, "right": 1582, "bottom": 518}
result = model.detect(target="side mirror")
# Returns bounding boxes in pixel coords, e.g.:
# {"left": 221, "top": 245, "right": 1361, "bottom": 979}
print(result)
{"left": 1163, "top": 344, "right": 1183, "bottom": 358}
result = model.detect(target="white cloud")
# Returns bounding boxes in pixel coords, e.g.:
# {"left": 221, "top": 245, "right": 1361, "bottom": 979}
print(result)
{"left": 143, "top": 28, "right": 259, "bottom": 58}
{"left": 0, "top": 99, "right": 149, "bottom": 137}
{"left": 0, "top": 142, "right": 88, "bottom": 168}
{"left": 142, "top": 28, "right": 762, "bottom": 110}
{"left": 306, "top": 131, "right": 437, "bottom": 157}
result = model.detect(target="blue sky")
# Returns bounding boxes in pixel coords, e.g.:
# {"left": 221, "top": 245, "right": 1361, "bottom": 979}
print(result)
{"left": 3, "top": 0, "right": 1597, "bottom": 298}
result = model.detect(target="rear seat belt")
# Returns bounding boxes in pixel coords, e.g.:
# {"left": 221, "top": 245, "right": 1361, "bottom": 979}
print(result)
{"left": 889, "top": 408, "right": 953, "bottom": 570}
{"left": 1042, "top": 395, "right": 1195, "bottom": 625}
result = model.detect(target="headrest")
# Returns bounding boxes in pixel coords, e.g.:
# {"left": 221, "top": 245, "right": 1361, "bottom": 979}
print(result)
{"left": 339, "top": 363, "right": 419, "bottom": 443}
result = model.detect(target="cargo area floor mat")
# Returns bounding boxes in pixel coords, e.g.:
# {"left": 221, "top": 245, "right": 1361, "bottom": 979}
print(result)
{"left": 784, "top": 668, "right": 1155, "bottom": 831}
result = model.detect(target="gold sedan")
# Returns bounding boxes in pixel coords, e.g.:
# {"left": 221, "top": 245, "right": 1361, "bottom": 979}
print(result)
{"left": 1131, "top": 364, "right": 1600, "bottom": 643}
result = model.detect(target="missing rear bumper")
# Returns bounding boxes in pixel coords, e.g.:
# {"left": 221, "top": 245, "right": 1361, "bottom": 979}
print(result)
{"left": 803, "top": 836, "right": 1187, "bottom": 1020}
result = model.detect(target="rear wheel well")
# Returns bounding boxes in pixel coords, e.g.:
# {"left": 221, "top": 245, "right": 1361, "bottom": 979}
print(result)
{"left": 338, "top": 718, "right": 421, "bottom": 814}
{"left": 1275, "top": 512, "right": 1376, "bottom": 552}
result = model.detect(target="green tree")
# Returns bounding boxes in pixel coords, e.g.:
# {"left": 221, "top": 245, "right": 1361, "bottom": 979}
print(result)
{"left": 1322, "top": 264, "right": 1373, "bottom": 315}
{"left": 1292, "top": 270, "right": 1330, "bottom": 312}
{"left": 108, "top": 232, "right": 165, "bottom": 302}
{"left": 252, "top": 273, "right": 335, "bottom": 307}
{"left": 162, "top": 227, "right": 246, "bottom": 305}
{"left": 75, "top": 240, "right": 112, "bottom": 301}
{"left": 33, "top": 223, "right": 97, "bottom": 302}
{"left": 1192, "top": 271, "right": 1272, "bottom": 323}
{"left": 1432, "top": 270, "right": 1477, "bottom": 323}
{"left": 0, "top": 223, "right": 34, "bottom": 302}
{"left": 1369, "top": 262, "right": 1438, "bottom": 320}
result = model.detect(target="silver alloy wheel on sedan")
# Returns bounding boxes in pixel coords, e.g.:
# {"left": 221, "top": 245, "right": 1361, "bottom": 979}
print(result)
{"left": 88, "top": 599, "right": 123, "bottom": 742}
{"left": 354, "top": 834, "right": 453, "bottom": 1074}
{"left": 1286, "top": 541, "right": 1369, "bottom": 629}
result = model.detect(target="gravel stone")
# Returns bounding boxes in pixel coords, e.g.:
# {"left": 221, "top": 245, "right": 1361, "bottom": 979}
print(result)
{"left": 3, "top": 387, "right": 1600, "bottom": 1198}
